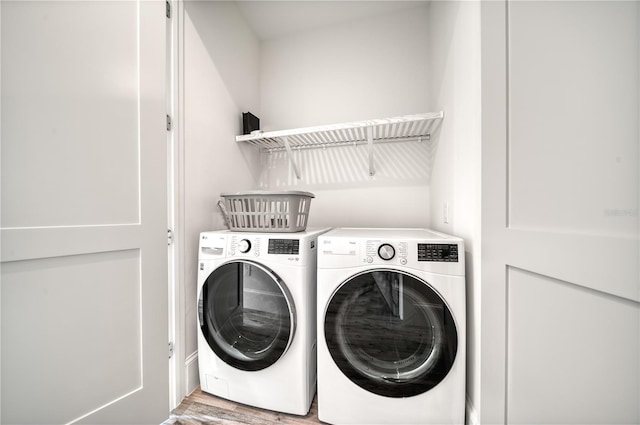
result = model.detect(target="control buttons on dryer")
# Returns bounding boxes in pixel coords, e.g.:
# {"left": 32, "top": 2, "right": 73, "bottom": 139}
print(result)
{"left": 400, "top": 258, "right": 407, "bottom": 265}
{"left": 366, "top": 256, "right": 373, "bottom": 263}
{"left": 238, "top": 239, "right": 251, "bottom": 253}
{"left": 378, "top": 243, "right": 395, "bottom": 261}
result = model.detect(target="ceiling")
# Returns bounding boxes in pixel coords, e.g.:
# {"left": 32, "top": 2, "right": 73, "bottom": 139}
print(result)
{"left": 235, "top": 1, "right": 429, "bottom": 40}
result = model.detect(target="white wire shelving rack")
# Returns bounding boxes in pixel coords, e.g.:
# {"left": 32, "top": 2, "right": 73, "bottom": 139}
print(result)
{"left": 235, "top": 111, "right": 444, "bottom": 178}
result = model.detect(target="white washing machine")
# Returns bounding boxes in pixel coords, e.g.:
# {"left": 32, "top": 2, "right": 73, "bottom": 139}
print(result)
{"left": 197, "top": 228, "right": 330, "bottom": 415}
{"left": 317, "top": 228, "right": 466, "bottom": 425}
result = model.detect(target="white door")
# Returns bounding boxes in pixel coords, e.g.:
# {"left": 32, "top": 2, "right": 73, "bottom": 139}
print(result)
{"left": 1, "top": 1, "right": 169, "bottom": 424}
{"left": 481, "top": 1, "right": 639, "bottom": 424}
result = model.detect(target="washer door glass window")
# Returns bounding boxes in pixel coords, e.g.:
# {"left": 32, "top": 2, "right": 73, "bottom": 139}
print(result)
{"left": 199, "top": 260, "right": 296, "bottom": 371}
{"left": 324, "top": 270, "right": 457, "bottom": 397}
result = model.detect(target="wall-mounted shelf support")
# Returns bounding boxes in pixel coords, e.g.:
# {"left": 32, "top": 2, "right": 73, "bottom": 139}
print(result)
{"left": 236, "top": 111, "right": 444, "bottom": 178}
{"left": 282, "top": 136, "right": 301, "bottom": 179}
{"left": 366, "top": 126, "right": 375, "bottom": 176}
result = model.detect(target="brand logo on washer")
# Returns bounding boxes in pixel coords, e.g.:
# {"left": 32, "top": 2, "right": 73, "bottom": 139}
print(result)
{"left": 288, "top": 257, "right": 300, "bottom": 262}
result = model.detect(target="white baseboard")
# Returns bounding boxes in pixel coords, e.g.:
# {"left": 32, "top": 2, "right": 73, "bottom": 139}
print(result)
{"left": 466, "top": 395, "right": 480, "bottom": 425}
{"left": 185, "top": 351, "right": 199, "bottom": 395}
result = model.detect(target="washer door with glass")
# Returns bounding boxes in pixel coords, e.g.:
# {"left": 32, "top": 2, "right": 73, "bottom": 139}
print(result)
{"left": 199, "top": 260, "right": 296, "bottom": 371}
{"left": 324, "top": 269, "right": 458, "bottom": 397}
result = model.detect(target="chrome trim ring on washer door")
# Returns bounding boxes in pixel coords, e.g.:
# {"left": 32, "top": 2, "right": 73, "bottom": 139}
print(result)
{"left": 199, "top": 260, "right": 296, "bottom": 371}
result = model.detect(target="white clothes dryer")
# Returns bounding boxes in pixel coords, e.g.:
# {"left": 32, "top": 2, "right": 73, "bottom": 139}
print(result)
{"left": 197, "top": 228, "right": 330, "bottom": 415}
{"left": 317, "top": 228, "right": 466, "bottom": 425}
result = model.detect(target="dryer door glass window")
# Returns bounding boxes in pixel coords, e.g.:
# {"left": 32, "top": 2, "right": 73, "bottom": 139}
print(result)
{"left": 199, "top": 260, "right": 296, "bottom": 371}
{"left": 324, "top": 270, "right": 458, "bottom": 397}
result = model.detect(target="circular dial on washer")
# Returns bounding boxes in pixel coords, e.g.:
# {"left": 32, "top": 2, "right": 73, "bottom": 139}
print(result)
{"left": 378, "top": 243, "right": 395, "bottom": 260}
{"left": 238, "top": 239, "right": 251, "bottom": 253}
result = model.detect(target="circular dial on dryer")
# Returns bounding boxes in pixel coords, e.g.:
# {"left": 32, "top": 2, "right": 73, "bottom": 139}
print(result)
{"left": 238, "top": 239, "right": 251, "bottom": 253}
{"left": 378, "top": 243, "right": 395, "bottom": 260}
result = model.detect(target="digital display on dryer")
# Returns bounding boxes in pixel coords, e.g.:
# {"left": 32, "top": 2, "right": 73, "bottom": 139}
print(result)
{"left": 418, "top": 243, "right": 458, "bottom": 262}
{"left": 268, "top": 239, "right": 300, "bottom": 255}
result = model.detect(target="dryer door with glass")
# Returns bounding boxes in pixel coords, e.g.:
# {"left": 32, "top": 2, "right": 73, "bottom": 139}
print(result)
{"left": 199, "top": 260, "right": 296, "bottom": 371}
{"left": 324, "top": 269, "right": 458, "bottom": 397}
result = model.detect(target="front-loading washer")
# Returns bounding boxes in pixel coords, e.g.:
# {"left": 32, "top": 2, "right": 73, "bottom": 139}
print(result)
{"left": 197, "top": 228, "right": 330, "bottom": 415}
{"left": 317, "top": 228, "right": 466, "bottom": 424}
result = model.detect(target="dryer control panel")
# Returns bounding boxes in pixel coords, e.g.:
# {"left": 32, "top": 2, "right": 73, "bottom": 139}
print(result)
{"left": 317, "top": 229, "right": 465, "bottom": 276}
{"left": 365, "top": 240, "right": 409, "bottom": 265}
{"left": 417, "top": 243, "right": 459, "bottom": 262}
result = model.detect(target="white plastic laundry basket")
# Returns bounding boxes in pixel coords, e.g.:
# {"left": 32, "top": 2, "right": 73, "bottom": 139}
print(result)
{"left": 218, "top": 191, "right": 315, "bottom": 232}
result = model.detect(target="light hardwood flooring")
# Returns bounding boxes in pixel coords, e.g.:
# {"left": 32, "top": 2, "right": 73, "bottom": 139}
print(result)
{"left": 163, "top": 387, "right": 324, "bottom": 425}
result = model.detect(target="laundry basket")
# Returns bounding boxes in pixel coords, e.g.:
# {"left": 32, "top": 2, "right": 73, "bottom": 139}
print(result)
{"left": 218, "top": 191, "right": 315, "bottom": 232}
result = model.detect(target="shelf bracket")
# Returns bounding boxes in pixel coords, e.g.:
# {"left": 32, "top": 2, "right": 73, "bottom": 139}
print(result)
{"left": 367, "top": 126, "right": 375, "bottom": 176}
{"left": 282, "top": 136, "right": 301, "bottom": 179}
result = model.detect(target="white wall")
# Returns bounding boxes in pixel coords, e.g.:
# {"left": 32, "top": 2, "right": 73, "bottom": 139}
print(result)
{"left": 259, "top": 4, "right": 431, "bottom": 130}
{"left": 257, "top": 4, "right": 433, "bottom": 229}
{"left": 427, "top": 2, "right": 482, "bottom": 421}
{"left": 181, "top": 0, "right": 260, "bottom": 394}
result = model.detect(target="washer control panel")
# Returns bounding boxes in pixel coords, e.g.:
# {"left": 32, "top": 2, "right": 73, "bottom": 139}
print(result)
{"left": 268, "top": 238, "right": 300, "bottom": 255}
{"left": 227, "top": 236, "right": 304, "bottom": 262}
{"left": 238, "top": 239, "right": 251, "bottom": 253}
{"left": 229, "top": 236, "right": 261, "bottom": 257}
{"left": 418, "top": 243, "right": 459, "bottom": 262}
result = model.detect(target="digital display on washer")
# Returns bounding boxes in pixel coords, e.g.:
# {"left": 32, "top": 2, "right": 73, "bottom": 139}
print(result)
{"left": 417, "top": 243, "right": 458, "bottom": 262}
{"left": 268, "top": 239, "right": 300, "bottom": 255}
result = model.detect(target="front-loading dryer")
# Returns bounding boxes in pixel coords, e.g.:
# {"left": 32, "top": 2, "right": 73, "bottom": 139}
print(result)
{"left": 197, "top": 228, "right": 330, "bottom": 415}
{"left": 317, "top": 228, "right": 466, "bottom": 424}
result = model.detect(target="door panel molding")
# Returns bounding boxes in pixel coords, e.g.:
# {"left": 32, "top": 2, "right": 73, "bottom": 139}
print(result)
{"left": 502, "top": 228, "right": 638, "bottom": 302}
{"left": 1, "top": 225, "right": 142, "bottom": 263}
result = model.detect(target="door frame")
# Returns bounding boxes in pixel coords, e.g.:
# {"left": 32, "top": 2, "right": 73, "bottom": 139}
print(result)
{"left": 167, "top": 0, "right": 186, "bottom": 410}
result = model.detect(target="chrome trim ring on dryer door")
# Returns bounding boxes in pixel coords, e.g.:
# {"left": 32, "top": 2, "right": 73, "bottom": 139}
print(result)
{"left": 324, "top": 269, "right": 457, "bottom": 397}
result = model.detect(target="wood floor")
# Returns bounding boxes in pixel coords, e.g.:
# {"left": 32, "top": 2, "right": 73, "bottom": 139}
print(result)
{"left": 163, "top": 387, "right": 324, "bottom": 425}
